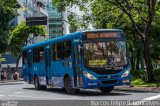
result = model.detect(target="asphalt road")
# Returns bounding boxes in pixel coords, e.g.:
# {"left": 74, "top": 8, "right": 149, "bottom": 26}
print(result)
{"left": 0, "top": 81, "right": 160, "bottom": 106}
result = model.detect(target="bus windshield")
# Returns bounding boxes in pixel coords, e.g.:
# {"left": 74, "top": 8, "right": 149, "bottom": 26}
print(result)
{"left": 83, "top": 41, "right": 127, "bottom": 68}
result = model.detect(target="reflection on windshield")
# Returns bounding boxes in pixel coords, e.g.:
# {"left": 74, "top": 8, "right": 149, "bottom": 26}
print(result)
{"left": 83, "top": 41, "right": 127, "bottom": 68}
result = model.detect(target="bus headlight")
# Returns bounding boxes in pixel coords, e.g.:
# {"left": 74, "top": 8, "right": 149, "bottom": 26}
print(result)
{"left": 121, "top": 69, "right": 130, "bottom": 78}
{"left": 83, "top": 71, "right": 97, "bottom": 80}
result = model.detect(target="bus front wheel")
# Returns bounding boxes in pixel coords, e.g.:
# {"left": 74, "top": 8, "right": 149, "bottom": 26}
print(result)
{"left": 100, "top": 87, "right": 114, "bottom": 94}
{"left": 34, "top": 76, "right": 46, "bottom": 90}
{"left": 64, "top": 77, "right": 79, "bottom": 94}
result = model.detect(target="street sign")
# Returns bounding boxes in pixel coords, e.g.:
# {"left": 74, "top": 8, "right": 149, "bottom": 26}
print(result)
{"left": 26, "top": 16, "right": 47, "bottom": 26}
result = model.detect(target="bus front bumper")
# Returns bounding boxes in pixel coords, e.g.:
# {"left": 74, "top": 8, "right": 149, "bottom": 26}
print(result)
{"left": 83, "top": 75, "right": 130, "bottom": 89}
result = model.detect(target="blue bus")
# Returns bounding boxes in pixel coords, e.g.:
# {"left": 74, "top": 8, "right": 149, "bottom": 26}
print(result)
{"left": 22, "top": 29, "right": 130, "bottom": 94}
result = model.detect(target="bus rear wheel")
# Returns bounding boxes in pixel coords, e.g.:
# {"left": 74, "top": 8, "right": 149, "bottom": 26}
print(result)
{"left": 34, "top": 76, "right": 46, "bottom": 90}
{"left": 100, "top": 87, "right": 114, "bottom": 94}
{"left": 64, "top": 77, "right": 79, "bottom": 94}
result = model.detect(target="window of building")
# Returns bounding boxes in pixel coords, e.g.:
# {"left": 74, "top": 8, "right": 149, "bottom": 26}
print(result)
{"left": 23, "top": 51, "right": 27, "bottom": 64}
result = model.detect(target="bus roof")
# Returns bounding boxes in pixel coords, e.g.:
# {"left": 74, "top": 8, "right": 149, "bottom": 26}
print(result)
{"left": 82, "top": 29, "right": 122, "bottom": 33}
{"left": 22, "top": 29, "right": 122, "bottom": 51}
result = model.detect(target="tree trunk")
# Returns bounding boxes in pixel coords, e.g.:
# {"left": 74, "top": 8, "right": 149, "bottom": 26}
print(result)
{"left": 16, "top": 55, "right": 21, "bottom": 72}
{"left": 130, "top": 48, "right": 135, "bottom": 70}
{"left": 136, "top": 48, "right": 140, "bottom": 70}
{"left": 140, "top": 45, "right": 144, "bottom": 69}
{"left": 143, "top": 36, "right": 154, "bottom": 82}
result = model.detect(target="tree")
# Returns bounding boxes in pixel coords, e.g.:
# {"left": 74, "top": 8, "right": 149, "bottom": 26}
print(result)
{"left": 105, "top": 0, "right": 158, "bottom": 82}
{"left": 68, "top": 12, "right": 81, "bottom": 33}
{"left": 0, "top": 0, "right": 18, "bottom": 53}
{"left": 9, "top": 22, "right": 46, "bottom": 68}
{"left": 68, "top": 12, "right": 89, "bottom": 32}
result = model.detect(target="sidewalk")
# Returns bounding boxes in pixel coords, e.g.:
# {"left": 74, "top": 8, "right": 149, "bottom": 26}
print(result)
{"left": 114, "top": 86, "right": 160, "bottom": 92}
{"left": 0, "top": 78, "right": 23, "bottom": 84}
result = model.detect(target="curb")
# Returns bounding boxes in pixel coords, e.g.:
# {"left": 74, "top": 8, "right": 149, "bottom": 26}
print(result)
{"left": 114, "top": 86, "right": 160, "bottom": 93}
{"left": 0, "top": 79, "right": 24, "bottom": 84}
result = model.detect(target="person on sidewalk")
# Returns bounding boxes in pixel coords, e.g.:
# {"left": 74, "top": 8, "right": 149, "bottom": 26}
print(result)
{"left": 13, "top": 71, "right": 19, "bottom": 80}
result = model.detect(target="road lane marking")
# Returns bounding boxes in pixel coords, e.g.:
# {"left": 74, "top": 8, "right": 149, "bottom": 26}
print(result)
{"left": 127, "top": 94, "right": 160, "bottom": 106}
{"left": 128, "top": 94, "right": 160, "bottom": 105}
{"left": 8, "top": 95, "right": 31, "bottom": 98}
{"left": 143, "top": 94, "right": 160, "bottom": 100}
{"left": 7, "top": 95, "right": 79, "bottom": 100}
{"left": 15, "top": 91, "right": 23, "bottom": 94}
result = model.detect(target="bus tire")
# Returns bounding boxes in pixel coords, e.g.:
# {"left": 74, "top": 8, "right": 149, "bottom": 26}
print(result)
{"left": 34, "top": 76, "right": 46, "bottom": 90}
{"left": 64, "top": 77, "right": 79, "bottom": 94}
{"left": 100, "top": 87, "right": 114, "bottom": 94}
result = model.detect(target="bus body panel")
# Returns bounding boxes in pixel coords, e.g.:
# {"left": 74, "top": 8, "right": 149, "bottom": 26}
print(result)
{"left": 23, "top": 64, "right": 29, "bottom": 83}
{"left": 23, "top": 50, "right": 32, "bottom": 83}
{"left": 50, "top": 60, "right": 73, "bottom": 87}
{"left": 32, "top": 63, "right": 46, "bottom": 85}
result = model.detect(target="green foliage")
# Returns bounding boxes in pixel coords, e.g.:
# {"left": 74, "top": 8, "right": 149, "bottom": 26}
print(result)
{"left": 9, "top": 22, "right": 46, "bottom": 57}
{"left": 68, "top": 12, "right": 80, "bottom": 33}
{"left": 131, "top": 69, "right": 160, "bottom": 87}
{"left": 0, "top": 0, "right": 18, "bottom": 53}
{"left": 153, "top": 68, "right": 160, "bottom": 82}
{"left": 131, "top": 78, "right": 160, "bottom": 87}
{"left": 131, "top": 69, "right": 147, "bottom": 81}
{"left": 68, "top": 12, "right": 89, "bottom": 32}
{"left": 0, "top": 54, "right": 5, "bottom": 62}
{"left": 0, "top": 0, "right": 17, "bottom": 32}
{"left": 131, "top": 68, "right": 160, "bottom": 82}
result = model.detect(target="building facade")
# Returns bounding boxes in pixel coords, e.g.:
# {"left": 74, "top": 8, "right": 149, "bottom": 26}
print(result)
{"left": 46, "top": 0, "right": 69, "bottom": 38}
{"left": 46, "top": 0, "right": 63, "bottom": 38}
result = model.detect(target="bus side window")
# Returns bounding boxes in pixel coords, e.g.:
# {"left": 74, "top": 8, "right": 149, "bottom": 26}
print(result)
{"left": 33, "top": 48, "right": 40, "bottom": 63}
{"left": 55, "top": 42, "right": 63, "bottom": 60}
{"left": 40, "top": 47, "right": 44, "bottom": 62}
{"left": 23, "top": 51, "right": 27, "bottom": 64}
{"left": 64, "top": 41, "right": 71, "bottom": 60}
{"left": 33, "top": 47, "right": 44, "bottom": 63}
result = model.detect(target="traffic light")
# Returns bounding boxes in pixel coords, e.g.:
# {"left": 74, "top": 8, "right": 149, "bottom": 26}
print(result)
{"left": 26, "top": 16, "right": 47, "bottom": 26}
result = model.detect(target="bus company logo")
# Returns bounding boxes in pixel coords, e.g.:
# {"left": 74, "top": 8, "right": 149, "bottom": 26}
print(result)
{"left": 2, "top": 100, "right": 18, "bottom": 106}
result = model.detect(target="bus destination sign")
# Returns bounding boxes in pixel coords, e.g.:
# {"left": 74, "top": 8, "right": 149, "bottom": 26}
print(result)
{"left": 83, "top": 32, "right": 121, "bottom": 40}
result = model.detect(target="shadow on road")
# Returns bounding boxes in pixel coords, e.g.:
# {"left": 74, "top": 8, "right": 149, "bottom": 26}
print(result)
{"left": 23, "top": 87, "right": 132, "bottom": 96}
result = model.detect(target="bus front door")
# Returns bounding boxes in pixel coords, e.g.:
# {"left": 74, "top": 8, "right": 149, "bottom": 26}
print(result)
{"left": 45, "top": 50, "right": 51, "bottom": 85}
{"left": 74, "top": 44, "right": 83, "bottom": 88}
